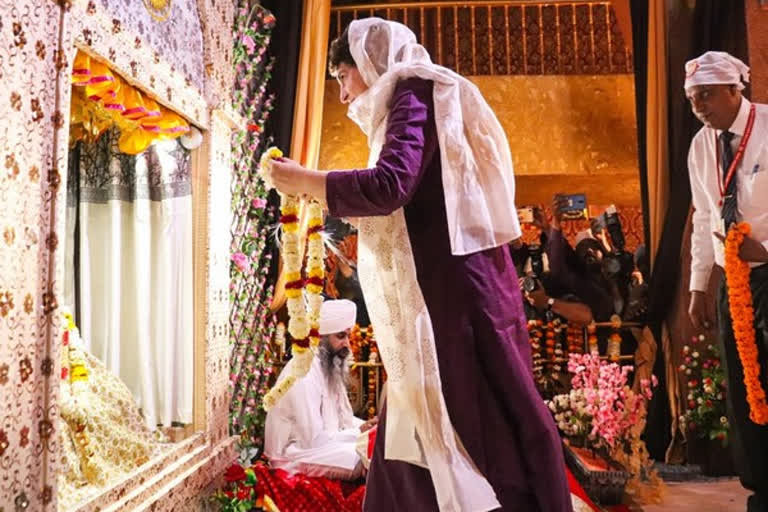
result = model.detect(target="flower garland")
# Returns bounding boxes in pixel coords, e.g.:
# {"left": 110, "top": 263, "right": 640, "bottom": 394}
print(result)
{"left": 567, "top": 324, "right": 583, "bottom": 355}
{"left": 527, "top": 319, "right": 545, "bottom": 385}
{"left": 59, "top": 309, "right": 101, "bottom": 483}
{"left": 260, "top": 147, "right": 325, "bottom": 411}
{"left": 607, "top": 331, "right": 621, "bottom": 362}
{"left": 587, "top": 323, "right": 599, "bottom": 355}
{"left": 551, "top": 318, "right": 564, "bottom": 379}
{"left": 724, "top": 222, "right": 768, "bottom": 425}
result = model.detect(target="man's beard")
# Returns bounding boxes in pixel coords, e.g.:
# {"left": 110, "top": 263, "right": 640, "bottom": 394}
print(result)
{"left": 319, "top": 339, "right": 351, "bottom": 389}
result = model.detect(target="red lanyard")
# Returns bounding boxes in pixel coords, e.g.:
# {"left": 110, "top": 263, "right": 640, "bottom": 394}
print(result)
{"left": 715, "top": 104, "right": 756, "bottom": 206}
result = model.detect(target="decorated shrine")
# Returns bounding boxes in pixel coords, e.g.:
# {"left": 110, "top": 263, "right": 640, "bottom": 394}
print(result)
{"left": 2, "top": 1, "right": 768, "bottom": 511}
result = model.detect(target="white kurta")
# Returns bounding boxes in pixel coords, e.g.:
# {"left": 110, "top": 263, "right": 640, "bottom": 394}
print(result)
{"left": 264, "top": 356, "right": 365, "bottom": 480}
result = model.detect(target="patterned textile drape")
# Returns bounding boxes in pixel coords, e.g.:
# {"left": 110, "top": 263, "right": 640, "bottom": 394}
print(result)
{"left": 65, "top": 129, "right": 193, "bottom": 429}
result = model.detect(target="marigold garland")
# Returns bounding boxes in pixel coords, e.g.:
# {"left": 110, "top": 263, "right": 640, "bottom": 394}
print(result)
{"left": 259, "top": 147, "right": 325, "bottom": 411}
{"left": 724, "top": 222, "right": 768, "bottom": 425}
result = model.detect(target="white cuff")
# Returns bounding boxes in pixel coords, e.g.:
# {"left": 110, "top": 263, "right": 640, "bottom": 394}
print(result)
{"left": 690, "top": 268, "right": 712, "bottom": 293}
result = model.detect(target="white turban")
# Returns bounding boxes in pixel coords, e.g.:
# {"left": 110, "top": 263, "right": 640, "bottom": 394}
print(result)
{"left": 684, "top": 51, "right": 750, "bottom": 91}
{"left": 318, "top": 299, "right": 357, "bottom": 335}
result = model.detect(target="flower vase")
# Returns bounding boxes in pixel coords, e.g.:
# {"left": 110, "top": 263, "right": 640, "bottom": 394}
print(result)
{"left": 563, "top": 442, "right": 629, "bottom": 505}
{"left": 687, "top": 436, "right": 736, "bottom": 477}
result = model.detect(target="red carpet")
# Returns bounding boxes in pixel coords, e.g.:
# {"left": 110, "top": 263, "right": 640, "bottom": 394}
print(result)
{"left": 253, "top": 463, "right": 365, "bottom": 512}
{"left": 567, "top": 466, "right": 602, "bottom": 511}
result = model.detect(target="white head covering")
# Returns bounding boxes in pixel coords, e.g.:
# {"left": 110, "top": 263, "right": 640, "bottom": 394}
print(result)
{"left": 318, "top": 299, "right": 357, "bottom": 335}
{"left": 345, "top": 18, "right": 522, "bottom": 256}
{"left": 684, "top": 51, "right": 750, "bottom": 91}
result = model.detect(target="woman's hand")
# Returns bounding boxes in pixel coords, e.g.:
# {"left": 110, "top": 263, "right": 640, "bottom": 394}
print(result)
{"left": 266, "top": 158, "right": 307, "bottom": 195}
{"left": 266, "top": 157, "right": 327, "bottom": 202}
{"left": 360, "top": 417, "right": 378, "bottom": 433}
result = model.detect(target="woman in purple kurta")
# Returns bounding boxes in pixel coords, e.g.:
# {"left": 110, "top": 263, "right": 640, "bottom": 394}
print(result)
{"left": 267, "top": 19, "right": 572, "bottom": 512}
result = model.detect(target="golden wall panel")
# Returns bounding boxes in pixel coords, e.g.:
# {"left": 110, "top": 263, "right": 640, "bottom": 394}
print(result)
{"left": 318, "top": 74, "right": 641, "bottom": 206}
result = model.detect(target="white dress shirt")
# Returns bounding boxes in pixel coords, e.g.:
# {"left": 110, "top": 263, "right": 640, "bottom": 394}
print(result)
{"left": 688, "top": 98, "right": 768, "bottom": 292}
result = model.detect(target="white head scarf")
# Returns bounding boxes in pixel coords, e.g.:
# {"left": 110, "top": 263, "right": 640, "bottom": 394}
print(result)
{"left": 318, "top": 299, "right": 357, "bottom": 335}
{"left": 684, "top": 51, "right": 750, "bottom": 91}
{"left": 345, "top": 18, "right": 522, "bottom": 256}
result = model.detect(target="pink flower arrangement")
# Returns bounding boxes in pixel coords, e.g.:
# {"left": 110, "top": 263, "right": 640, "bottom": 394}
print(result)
{"left": 231, "top": 252, "right": 250, "bottom": 273}
{"left": 549, "top": 353, "right": 656, "bottom": 453}
{"left": 252, "top": 197, "right": 267, "bottom": 210}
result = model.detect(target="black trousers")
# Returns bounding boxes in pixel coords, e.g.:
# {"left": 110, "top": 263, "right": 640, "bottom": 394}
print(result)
{"left": 718, "top": 263, "right": 768, "bottom": 512}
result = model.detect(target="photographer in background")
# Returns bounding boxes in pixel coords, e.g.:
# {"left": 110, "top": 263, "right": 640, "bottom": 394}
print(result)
{"left": 541, "top": 196, "right": 618, "bottom": 322}
{"left": 518, "top": 207, "right": 594, "bottom": 327}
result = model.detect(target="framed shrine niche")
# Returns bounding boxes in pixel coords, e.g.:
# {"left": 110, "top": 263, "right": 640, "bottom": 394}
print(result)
{"left": 0, "top": 0, "right": 240, "bottom": 510}
{"left": 55, "top": 45, "right": 219, "bottom": 511}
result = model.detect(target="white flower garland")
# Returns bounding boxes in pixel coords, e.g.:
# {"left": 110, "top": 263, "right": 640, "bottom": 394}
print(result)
{"left": 259, "top": 148, "right": 325, "bottom": 411}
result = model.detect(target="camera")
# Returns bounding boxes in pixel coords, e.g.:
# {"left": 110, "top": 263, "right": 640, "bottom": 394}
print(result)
{"left": 598, "top": 206, "right": 633, "bottom": 278}
{"left": 600, "top": 205, "right": 625, "bottom": 252}
{"left": 517, "top": 206, "right": 535, "bottom": 224}
{"left": 522, "top": 244, "right": 545, "bottom": 292}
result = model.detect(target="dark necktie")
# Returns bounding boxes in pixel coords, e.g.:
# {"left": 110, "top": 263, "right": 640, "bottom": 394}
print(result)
{"left": 720, "top": 130, "right": 738, "bottom": 229}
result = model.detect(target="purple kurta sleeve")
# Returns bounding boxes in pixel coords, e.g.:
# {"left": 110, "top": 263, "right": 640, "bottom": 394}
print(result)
{"left": 325, "top": 78, "right": 437, "bottom": 218}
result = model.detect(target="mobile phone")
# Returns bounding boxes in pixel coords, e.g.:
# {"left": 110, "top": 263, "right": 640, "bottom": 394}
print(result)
{"left": 517, "top": 206, "right": 534, "bottom": 224}
{"left": 560, "top": 194, "right": 587, "bottom": 220}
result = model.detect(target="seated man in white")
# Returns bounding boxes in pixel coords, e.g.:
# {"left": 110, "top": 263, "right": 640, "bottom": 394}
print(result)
{"left": 265, "top": 299, "right": 376, "bottom": 480}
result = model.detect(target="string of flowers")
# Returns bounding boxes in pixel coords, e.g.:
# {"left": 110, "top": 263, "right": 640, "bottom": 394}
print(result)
{"left": 259, "top": 148, "right": 326, "bottom": 411}
{"left": 528, "top": 319, "right": 545, "bottom": 387}
{"left": 724, "top": 222, "right": 768, "bottom": 425}
{"left": 228, "top": 2, "right": 281, "bottom": 450}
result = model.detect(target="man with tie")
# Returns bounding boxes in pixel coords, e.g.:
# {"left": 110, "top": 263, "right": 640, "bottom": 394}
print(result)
{"left": 685, "top": 51, "right": 768, "bottom": 512}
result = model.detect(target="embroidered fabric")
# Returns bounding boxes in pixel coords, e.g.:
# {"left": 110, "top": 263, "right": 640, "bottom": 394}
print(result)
{"left": 58, "top": 324, "right": 159, "bottom": 510}
{"left": 356, "top": 136, "right": 499, "bottom": 510}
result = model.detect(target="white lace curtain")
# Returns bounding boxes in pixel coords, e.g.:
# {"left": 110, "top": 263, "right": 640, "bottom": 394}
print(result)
{"left": 64, "top": 130, "right": 193, "bottom": 429}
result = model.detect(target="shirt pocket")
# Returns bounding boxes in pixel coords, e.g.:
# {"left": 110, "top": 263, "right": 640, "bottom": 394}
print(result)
{"left": 741, "top": 142, "right": 768, "bottom": 210}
